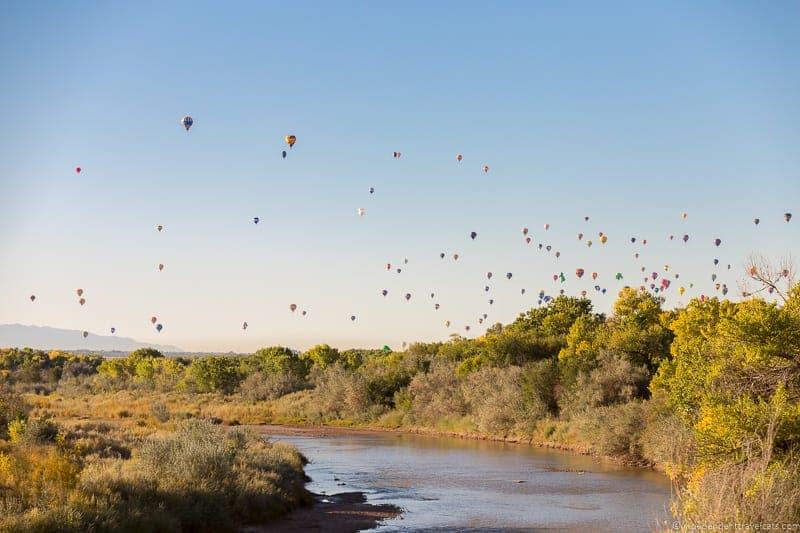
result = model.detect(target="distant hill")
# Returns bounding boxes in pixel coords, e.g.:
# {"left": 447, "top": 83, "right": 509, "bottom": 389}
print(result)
{"left": 0, "top": 324, "right": 182, "bottom": 353}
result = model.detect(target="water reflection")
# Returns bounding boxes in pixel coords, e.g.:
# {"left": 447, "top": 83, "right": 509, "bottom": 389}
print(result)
{"left": 269, "top": 431, "right": 671, "bottom": 532}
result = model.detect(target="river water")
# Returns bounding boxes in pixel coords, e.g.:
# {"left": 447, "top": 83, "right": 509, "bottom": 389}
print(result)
{"left": 268, "top": 429, "right": 672, "bottom": 532}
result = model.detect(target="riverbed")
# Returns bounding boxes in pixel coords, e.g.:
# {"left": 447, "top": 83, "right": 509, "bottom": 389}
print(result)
{"left": 262, "top": 426, "right": 672, "bottom": 532}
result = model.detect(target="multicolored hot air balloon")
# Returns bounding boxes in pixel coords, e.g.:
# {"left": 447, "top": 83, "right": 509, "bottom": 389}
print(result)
{"left": 181, "top": 116, "right": 193, "bottom": 131}
{"left": 456, "top": 154, "right": 463, "bottom": 162}
{"left": 358, "top": 208, "right": 366, "bottom": 217}
{"left": 576, "top": 268, "right": 585, "bottom": 279}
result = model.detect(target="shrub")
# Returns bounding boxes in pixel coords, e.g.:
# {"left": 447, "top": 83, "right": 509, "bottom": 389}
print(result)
{"left": 238, "top": 371, "right": 307, "bottom": 402}
{"left": 405, "top": 363, "right": 467, "bottom": 425}
{"left": 577, "top": 400, "right": 648, "bottom": 462}
{"left": 150, "top": 401, "right": 171, "bottom": 423}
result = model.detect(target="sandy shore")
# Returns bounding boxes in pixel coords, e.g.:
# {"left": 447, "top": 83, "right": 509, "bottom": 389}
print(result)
{"left": 259, "top": 492, "right": 401, "bottom": 532}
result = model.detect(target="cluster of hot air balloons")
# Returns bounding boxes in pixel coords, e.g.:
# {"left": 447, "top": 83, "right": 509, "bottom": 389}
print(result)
{"left": 29, "top": 113, "right": 796, "bottom": 343}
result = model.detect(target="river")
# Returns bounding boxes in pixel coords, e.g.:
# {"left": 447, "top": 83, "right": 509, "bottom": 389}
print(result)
{"left": 266, "top": 427, "right": 672, "bottom": 532}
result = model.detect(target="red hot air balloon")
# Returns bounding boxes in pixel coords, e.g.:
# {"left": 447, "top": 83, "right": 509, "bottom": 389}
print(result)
{"left": 575, "top": 268, "right": 585, "bottom": 279}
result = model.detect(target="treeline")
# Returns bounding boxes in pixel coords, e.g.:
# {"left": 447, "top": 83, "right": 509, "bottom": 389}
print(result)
{"left": 2, "top": 282, "right": 799, "bottom": 526}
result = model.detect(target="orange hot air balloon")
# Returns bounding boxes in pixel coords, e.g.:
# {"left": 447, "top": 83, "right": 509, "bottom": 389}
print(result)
{"left": 576, "top": 268, "right": 585, "bottom": 279}
{"left": 285, "top": 135, "right": 296, "bottom": 148}
{"left": 150, "top": 316, "right": 157, "bottom": 324}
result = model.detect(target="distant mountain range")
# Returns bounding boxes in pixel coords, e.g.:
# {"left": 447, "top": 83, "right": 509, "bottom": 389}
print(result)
{"left": 0, "top": 324, "right": 182, "bottom": 353}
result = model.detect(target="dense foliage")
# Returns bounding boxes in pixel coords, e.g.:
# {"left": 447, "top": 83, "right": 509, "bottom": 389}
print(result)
{"left": 2, "top": 277, "right": 799, "bottom": 527}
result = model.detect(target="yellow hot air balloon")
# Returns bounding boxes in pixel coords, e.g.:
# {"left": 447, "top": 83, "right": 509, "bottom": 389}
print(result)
{"left": 285, "top": 135, "right": 297, "bottom": 148}
{"left": 679, "top": 287, "right": 686, "bottom": 296}
{"left": 600, "top": 235, "right": 608, "bottom": 244}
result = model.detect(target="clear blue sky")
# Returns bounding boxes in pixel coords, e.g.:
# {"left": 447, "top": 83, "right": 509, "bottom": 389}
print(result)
{"left": 1, "top": 1, "right": 798, "bottom": 352}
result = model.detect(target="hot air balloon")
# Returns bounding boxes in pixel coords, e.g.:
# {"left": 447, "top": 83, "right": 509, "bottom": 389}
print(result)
{"left": 29, "top": 294, "right": 35, "bottom": 302}
{"left": 79, "top": 298, "right": 86, "bottom": 306}
{"left": 506, "top": 272, "right": 512, "bottom": 279}
{"left": 386, "top": 263, "right": 391, "bottom": 270}
{"left": 82, "top": 331, "right": 88, "bottom": 338}
{"left": 679, "top": 287, "right": 685, "bottom": 296}
{"left": 487, "top": 272, "right": 493, "bottom": 280}
{"left": 76, "top": 288, "right": 84, "bottom": 297}
{"left": 150, "top": 316, "right": 157, "bottom": 324}
{"left": 714, "top": 238, "right": 722, "bottom": 247}
{"left": 485, "top": 286, "right": 490, "bottom": 292}
{"left": 440, "top": 252, "right": 445, "bottom": 259}
{"left": 110, "top": 327, "right": 116, "bottom": 334}
{"left": 396, "top": 268, "right": 402, "bottom": 274}
{"left": 592, "top": 272, "right": 598, "bottom": 280}
{"left": 630, "top": 237, "right": 636, "bottom": 243}
{"left": 285, "top": 135, "right": 296, "bottom": 149}
{"left": 465, "top": 325, "right": 471, "bottom": 332}
{"left": 242, "top": 322, "right": 248, "bottom": 330}
{"left": 453, "top": 253, "right": 460, "bottom": 261}
{"left": 253, "top": 217, "right": 260, "bottom": 224}
{"left": 521, "top": 288, "right": 526, "bottom": 295}
{"left": 544, "top": 223, "right": 550, "bottom": 231}
{"left": 456, "top": 154, "right": 463, "bottom": 162}
{"left": 786, "top": 212, "right": 793, "bottom": 223}
{"left": 525, "top": 237, "right": 531, "bottom": 244}
{"left": 358, "top": 208, "right": 366, "bottom": 217}
{"left": 600, "top": 235, "right": 608, "bottom": 244}
{"left": 712, "top": 274, "right": 717, "bottom": 281}
{"left": 158, "top": 263, "right": 164, "bottom": 272}
{"left": 302, "top": 310, "right": 307, "bottom": 316}
{"left": 555, "top": 251, "right": 561, "bottom": 258}
{"left": 350, "top": 315, "right": 356, "bottom": 322}
{"left": 393, "top": 151, "right": 401, "bottom": 159}
{"left": 586, "top": 240, "right": 593, "bottom": 247}
{"left": 156, "top": 324, "right": 163, "bottom": 332}
{"left": 754, "top": 218, "right": 760, "bottom": 225}
{"left": 157, "top": 225, "right": 163, "bottom": 232}
{"left": 369, "top": 187, "right": 375, "bottom": 194}
{"left": 404, "top": 293, "right": 411, "bottom": 301}
{"left": 522, "top": 227, "right": 529, "bottom": 236}
{"left": 404, "top": 258, "right": 409, "bottom": 264}
{"left": 434, "top": 303, "right": 440, "bottom": 310}
{"left": 682, "top": 234, "right": 689, "bottom": 243}
{"left": 584, "top": 216, "right": 590, "bottom": 222}
{"left": 290, "top": 304, "right": 297, "bottom": 312}
{"left": 75, "top": 166, "right": 82, "bottom": 174}
{"left": 181, "top": 116, "right": 193, "bottom": 131}
{"left": 470, "top": 231, "right": 477, "bottom": 240}
{"left": 651, "top": 272, "right": 658, "bottom": 280}
{"left": 576, "top": 268, "right": 585, "bottom": 279}
{"left": 578, "top": 233, "right": 583, "bottom": 241}
{"left": 488, "top": 299, "right": 494, "bottom": 305}
{"left": 445, "top": 320, "right": 451, "bottom": 328}
{"left": 282, "top": 150, "right": 287, "bottom": 159}
{"left": 381, "top": 289, "right": 388, "bottom": 297}
{"left": 559, "top": 272, "right": 566, "bottom": 283}
{"left": 482, "top": 165, "right": 489, "bottom": 174}
{"left": 713, "top": 258, "right": 719, "bottom": 266}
